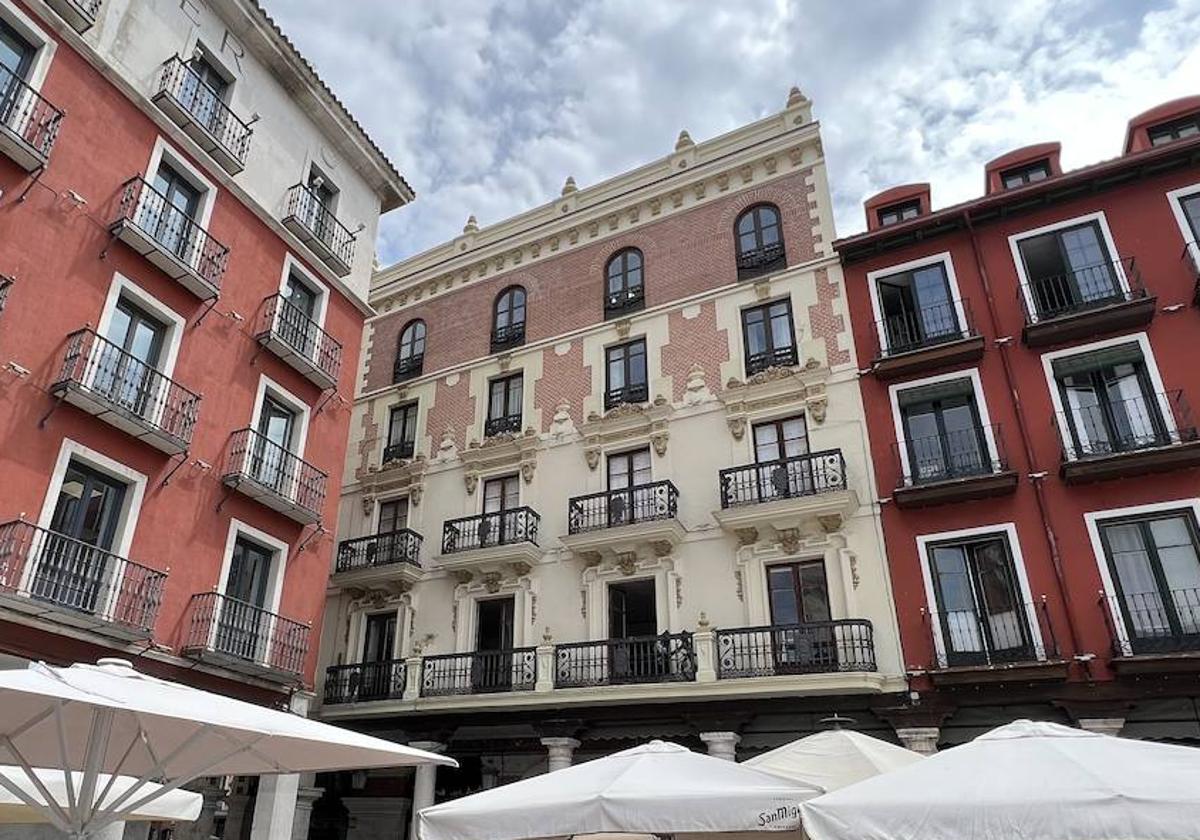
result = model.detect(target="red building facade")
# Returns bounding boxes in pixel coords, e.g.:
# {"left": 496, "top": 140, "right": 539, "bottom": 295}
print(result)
{"left": 838, "top": 96, "right": 1200, "bottom": 745}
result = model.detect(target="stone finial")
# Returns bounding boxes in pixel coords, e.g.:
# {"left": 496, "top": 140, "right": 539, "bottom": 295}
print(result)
{"left": 561, "top": 175, "right": 577, "bottom": 196}
{"left": 675, "top": 129, "right": 694, "bottom": 151}
{"left": 462, "top": 214, "right": 479, "bottom": 234}
{"left": 786, "top": 86, "right": 806, "bottom": 108}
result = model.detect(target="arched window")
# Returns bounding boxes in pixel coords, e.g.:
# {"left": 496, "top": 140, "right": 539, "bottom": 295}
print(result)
{"left": 491, "top": 286, "right": 527, "bottom": 351}
{"left": 605, "top": 248, "right": 645, "bottom": 318}
{"left": 394, "top": 319, "right": 425, "bottom": 382}
{"left": 735, "top": 204, "right": 786, "bottom": 280}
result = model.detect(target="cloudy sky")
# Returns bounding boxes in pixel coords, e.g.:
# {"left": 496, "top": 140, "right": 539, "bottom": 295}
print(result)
{"left": 264, "top": 0, "right": 1200, "bottom": 266}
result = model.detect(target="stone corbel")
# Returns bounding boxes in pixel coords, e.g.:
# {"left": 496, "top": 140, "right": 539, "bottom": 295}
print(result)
{"left": 482, "top": 571, "right": 503, "bottom": 593}
{"left": 727, "top": 415, "right": 746, "bottom": 440}
{"left": 616, "top": 552, "right": 638, "bottom": 576}
{"left": 805, "top": 383, "right": 829, "bottom": 424}
{"left": 584, "top": 446, "right": 601, "bottom": 470}
{"left": 615, "top": 319, "right": 632, "bottom": 340}
{"left": 508, "top": 561, "right": 533, "bottom": 578}
{"left": 734, "top": 527, "right": 758, "bottom": 547}
{"left": 450, "top": 570, "right": 474, "bottom": 586}
{"left": 521, "top": 459, "right": 536, "bottom": 484}
{"left": 361, "top": 495, "right": 375, "bottom": 517}
{"left": 817, "top": 514, "right": 842, "bottom": 534}
{"left": 410, "top": 483, "right": 423, "bottom": 506}
{"left": 650, "top": 540, "right": 673, "bottom": 558}
{"left": 650, "top": 427, "right": 669, "bottom": 456}
{"left": 777, "top": 527, "right": 802, "bottom": 555}
{"left": 464, "top": 469, "right": 479, "bottom": 495}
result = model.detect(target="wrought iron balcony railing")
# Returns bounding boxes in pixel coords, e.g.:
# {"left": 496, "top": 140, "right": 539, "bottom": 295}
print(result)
{"left": 568, "top": 480, "right": 678, "bottom": 534}
{"left": 555, "top": 632, "right": 696, "bottom": 687}
{"left": 0, "top": 520, "right": 165, "bottom": 633}
{"left": 393, "top": 353, "right": 423, "bottom": 383}
{"left": 335, "top": 529, "right": 422, "bottom": 574}
{"left": 382, "top": 440, "right": 415, "bottom": 463}
{"left": 484, "top": 413, "right": 523, "bottom": 437}
{"left": 1055, "top": 390, "right": 1198, "bottom": 462}
{"left": 324, "top": 659, "right": 406, "bottom": 704}
{"left": 181, "top": 591, "right": 309, "bottom": 677}
{"left": 45, "top": 0, "right": 102, "bottom": 33}
{"left": 421, "top": 648, "right": 537, "bottom": 696}
{"left": 1102, "top": 588, "right": 1200, "bottom": 657}
{"left": 715, "top": 620, "right": 875, "bottom": 678}
{"left": 894, "top": 424, "right": 1007, "bottom": 486}
{"left": 873, "top": 298, "right": 976, "bottom": 358}
{"left": 1019, "top": 256, "right": 1146, "bottom": 325}
{"left": 53, "top": 328, "right": 201, "bottom": 453}
{"left": 719, "top": 449, "right": 847, "bottom": 508}
{"left": 605, "top": 285, "right": 645, "bottom": 318}
{"left": 604, "top": 381, "right": 648, "bottom": 411}
{"left": 745, "top": 344, "right": 798, "bottom": 376}
{"left": 490, "top": 322, "right": 525, "bottom": 352}
{"left": 442, "top": 507, "right": 539, "bottom": 554}
{"left": 736, "top": 241, "right": 786, "bottom": 281}
{"left": 154, "top": 56, "right": 252, "bottom": 171}
{"left": 923, "top": 598, "right": 1057, "bottom": 669}
{"left": 0, "top": 63, "right": 64, "bottom": 168}
{"left": 283, "top": 183, "right": 357, "bottom": 276}
{"left": 222, "top": 428, "right": 327, "bottom": 523}
{"left": 256, "top": 294, "right": 343, "bottom": 389}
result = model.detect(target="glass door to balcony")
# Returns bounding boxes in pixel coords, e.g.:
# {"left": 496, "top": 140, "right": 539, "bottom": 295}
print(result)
{"left": 0, "top": 20, "right": 34, "bottom": 131}
{"left": 606, "top": 448, "right": 652, "bottom": 526}
{"left": 250, "top": 396, "right": 296, "bottom": 493}
{"left": 179, "top": 53, "right": 229, "bottom": 138}
{"left": 305, "top": 170, "right": 337, "bottom": 244}
{"left": 480, "top": 475, "right": 520, "bottom": 547}
{"left": 147, "top": 163, "right": 201, "bottom": 262}
{"left": 767, "top": 560, "right": 834, "bottom": 673}
{"left": 901, "top": 390, "right": 988, "bottom": 482}
{"left": 474, "top": 597, "right": 515, "bottom": 692}
{"left": 360, "top": 611, "right": 397, "bottom": 700}
{"left": 373, "top": 499, "right": 410, "bottom": 566}
{"left": 218, "top": 537, "right": 273, "bottom": 662}
{"left": 1055, "top": 352, "right": 1165, "bottom": 457}
{"left": 608, "top": 579, "right": 660, "bottom": 683}
{"left": 1100, "top": 513, "right": 1200, "bottom": 654}
{"left": 753, "top": 415, "right": 810, "bottom": 500}
{"left": 279, "top": 272, "right": 319, "bottom": 359}
{"left": 929, "top": 537, "right": 1033, "bottom": 667}
{"left": 1184, "top": 194, "right": 1200, "bottom": 242}
{"left": 1018, "top": 221, "right": 1119, "bottom": 319}
{"left": 877, "top": 263, "right": 958, "bottom": 353}
{"left": 35, "top": 462, "right": 126, "bottom": 614}
{"left": 96, "top": 298, "right": 166, "bottom": 421}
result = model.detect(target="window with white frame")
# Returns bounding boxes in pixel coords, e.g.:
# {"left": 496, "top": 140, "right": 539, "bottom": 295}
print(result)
{"left": 893, "top": 374, "right": 998, "bottom": 484}
{"left": 871, "top": 257, "right": 965, "bottom": 356}
{"left": 1011, "top": 215, "right": 1126, "bottom": 322}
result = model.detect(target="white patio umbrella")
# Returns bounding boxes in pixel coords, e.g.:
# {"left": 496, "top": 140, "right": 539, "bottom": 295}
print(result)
{"left": 801, "top": 719, "right": 1200, "bottom": 840}
{"left": 419, "top": 740, "right": 822, "bottom": 840}
{"left": 744, "top": 729, "right": 922, "bottom": 791}
{"left": 0, "top": 768, "right": 201, "bottom": 824}
{"left": 0, "top": 658, "right": 456, "bottom": 839}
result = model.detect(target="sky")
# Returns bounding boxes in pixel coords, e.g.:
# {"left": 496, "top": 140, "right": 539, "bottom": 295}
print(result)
{"left": 264, "top": 0, "right": 1200, "bottom": 267}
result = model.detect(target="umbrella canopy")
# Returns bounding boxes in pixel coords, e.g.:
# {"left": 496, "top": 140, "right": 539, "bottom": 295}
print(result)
{"left": 0, "top": 768, "right": 201, "bottom": 824}
{"left": 801, "top": 719, "right": 1200, "bottom": 840}
{"left": 0, "top": 658, "right": 455, "bottom": 838}
{"left": 744, "top": 729, "right": 922, "bottom": 791}
{"left": 420, "top": 740, "right": 822, "bottom": 840}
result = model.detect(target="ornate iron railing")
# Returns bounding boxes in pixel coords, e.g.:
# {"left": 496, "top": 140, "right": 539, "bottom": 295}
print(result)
{"left": 484, "top": 412, "right": 522, "bottom": 437}
{"left": 1055, "top": 390, "right": 1197, "bottom": 461}
{"left": 258, "top": 294, "right": 343, "bottom": 384}
{"left": 736, "top": 241, "right": 786, "bottom": 281}
{"left": 181, "top": 591, "right": 309, "bottom": 676}
{"left": 420, "top": 648, "right": 537, "bottom": 696}
{"left": 336, "top": 529, "right": 422, "bottom": 573}
{"left": 873, "top": 298, "right": 976, "bottom": 358}
{"left": 568, "top": 480, "right": 678, "bottom": 534}
{"left": 894, "top": 424, "right": 1007, "bottom": 486}
{"left": 284, "top": 183, "right": 357, "bottom": 269}
{"left": 923, "top": 598, "right": 1057, "bottom": 669}
{"left": 555, "top": 633, "right": 696, "bottom": 687}
{"left": 1019, "top": 256, "right": 1146, "bottom": 324}
{"left": 382, "top": 440, "right": 415, "bottom": 463}
{"left": 155, "top": 55, "right": 253, "bottom": 165}
{"left": 54, "top": 328, "right": 201, "bottom": 447}
{"left": 0, "top": 520, "right": 165, "bottom": 633}
{"left": 715, "top": 620, "right": 875, "bottom": 678}
{"left": 0, "top": 62, "right": 64, "bottom": 161}
{"left": 746, "top": 344, "right": 798, "bottom": 376}
{"left": 1101, "top": 588, "right": 1200, "bottom": 657}
{"left": 719, "top": 449, "right": 846, "bottom": 508}
{"left": 605, "top": 284, "right": 645, "bottom": 318}
{"left": 604, "top": 381, "right": 649, "bottom": 410}
{"left": 114, "top": 176, "right": 229, "bottom": 290}
{"left": 442, "top": 507, "right": 539, "bottom": 554}
{"left": 223, "top": 428, "right": 327, "bottom": 518}
{"left": 393, "top": 353, "right": 423, "bottom": 383}
{"left": 324, "top": 659, "right": 406, "bottom": 704}
{"left": 490, "top": 322, "right": 526, "bottom": 352}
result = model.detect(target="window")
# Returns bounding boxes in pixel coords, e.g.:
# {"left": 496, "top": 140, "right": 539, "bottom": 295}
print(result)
{"left": 765, "top": 560, "right": 838, "bottom": 672}
{"left": 378, "top": 498, "right": 408, "bottom": 534}
{"left": 473, "top": 596, "right": 517, "bottom": 691}
{"left": 1052, "top": 343, "right": 1168, "bottom": 459}
{"left": 477, "top": 474, "right": 522, "bottom": 549}
{"left": 384, "top": 403, "right": 418, "bottom": 462}
{"left": 485, "top": 373, "right": 523, "bottom": 436}
{"left": 1016, "top": 220, "right": 1120, "bottom": 320}
{"left": 394, "top": 320, "right": 425, "bottom": 382}
{"left": 605, "top": 448, "right": 653, "bottom": 526}
{"left": 749, "top": 414, "right": 814, "bottom": 498}
{"left": 1098, "top": 511, "right": 1200, "bottom": 652}
{"left": 215, "top": 535, "right": 275, "bottom": 660}
{"left": 898, "top": 378, "right": 992, "bottom": 483}
{"left": 926, "top": 534, "right": 1035, "bottom": 666}
{"left": 875, "top": 261, "right": 961, "bottom": 355}
{"left": 491, "top": 286, "right": 526, "bottom": 351}
{"left": 483, "top": 474, "right": 520, "bottom": 515}
{"left": 248, "top": 394, "right": 299, "bottom": 492}
{"left": 362, "top": 612, "right": 397, "bottom": 664}
{"left": 605, "top": 249, "right": 645, "bottom": 317}
{"left": 274, "top": 270, "right": 322, "bottom": 359}
{"left": 1181, "top": 193, "right": 1200, "bottom": 244}
{"left": 741, "top": 299, "right": 797, "bottom": 375}
{"left": 1148, "top": 114, "right": 1200, "bottom": 147}
{"left": 1000, "top": 160, "right": 1051, "bottom": 189}
{"left": 0, "top": 18, "right": 35, "bottom": 83}
{"left": 735, "top": 204, "right": 786, "bottom": 280}
{"left": 877, "top": 200, "right": 920, "bottom": 227}
{"left": 140, "top": 162, "right": 202, "bottom": 261}
{"left": 605, "top": 339, "right": 648, "bottom": 409}
{"left": 178, "top": 48, "right": 231, "bottom": 138}
{"left": 93, "top": 297, "right": 168, "bottom": 421}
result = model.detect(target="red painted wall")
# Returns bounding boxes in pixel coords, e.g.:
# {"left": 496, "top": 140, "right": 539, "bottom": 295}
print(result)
{"left": 0, "top": 7, "right": 365, "bottom": 693}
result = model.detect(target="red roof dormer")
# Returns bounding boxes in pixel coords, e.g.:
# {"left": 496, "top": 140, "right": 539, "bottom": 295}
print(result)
{"left": 1124, "top": 95, "right": 1200, "bottom": 153}
{"left": 984, "top": 143, "right": 1062, "bottom": 194}
{"left": 864, "top": 184, "right": 931, "bottom": 232}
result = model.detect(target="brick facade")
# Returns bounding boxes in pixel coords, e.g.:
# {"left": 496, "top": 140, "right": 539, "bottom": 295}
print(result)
{"left": 533, "top": 340, "right": 593, "bottom": 432}
{"left": 660, "top": 302, "right": 730, "bottom": 402}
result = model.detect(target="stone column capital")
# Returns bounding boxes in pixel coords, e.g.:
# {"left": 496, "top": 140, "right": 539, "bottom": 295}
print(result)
{"left": 699, "top": 731, "right": 741, "bottom": 761}
{"left": 541, "top": 736, "right": 582, "bottom": 772}
{"left": 893, "top": 726, "right": 940, "bottom": 756}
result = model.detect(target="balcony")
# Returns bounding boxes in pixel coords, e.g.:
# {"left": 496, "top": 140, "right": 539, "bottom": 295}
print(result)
{"left": 333, "top": 529, "right": 423, "bottom": 589}
{"left": 109, "top": 177, "right": 229, "bottom": 300}
{"left": 1102, "top": 590, "right": 1200, "bottom": 675}
{"left": 714, "top": 450, "right": 857, "bottom": 538}
{"left": 421, "top": 648, "right": 537, "bottom": 696}
{"left": 255, "top": 294, "right": 343, "bottom": 390}
{"left": 715, "top": 620, "right": 876, "bottom": 678}
{"left": 1020, "top": 257, "right": 1155, "bottom": 347}
{"left": 605, "top": 285, "right": 645, "bottom": 319}
{"left": 45, "top": 0, "right": 102, "bottom": 32}
{"left": 737, "top": 242, "right": 786, "bottom": 281}
{"left": 1056, "top": 390, "right": 1200, "bottom": 484}
{"left": 180, "top": 591, "right": 309, "bottom": 683}
{"left": 604, "top": 382, "right": 649, "bottom": 411}
{"left": 490, "top": 322, "right": 525, "bottom": 353}
{"left": 484, "top": 413, "right": 523, "bottom": 438}
{"left": 324, "top": 659, "right": 406, "bottom": 705}
{"left": 439, "top": 508, "right": 540, "bottom": 572}
{"left": 555, "top": 633, "right": 696, "bottom": 688}
{"left": 0, "top": 520, "right": 165, "bottom": 639}
{"left": 0, "top": 64, "right": 64, "bottom": 171}
{"left": 51, "top": 329, "right": 200, "bottom": 456}
{"left": 393, "top": 353, "right": 423, "bottom": 383}
{"left": 869, "top": 299, "right": 985, "bottom": 380}
{"left": 923, "top": 598, "right": 1066, "bottom": 686}
{"left": 282, "top": 183, "right": 356, "bottom": 277}
{"left": 382, "top": 440, "right": 415, "bottom": 464}
{"left": 892, "top": 424, "right": 1018, "bottom": 508}
{"left": 220, "top": 428, "right": 328, "bottom": 525}
{"left": 561, "top": 481, "right": 684, "bottom": 560}
{"left": 152, "top": 56, "right": 253, "bottom": 175}
{"left": 745, "top": 345, "right": 798, "bottom": 377}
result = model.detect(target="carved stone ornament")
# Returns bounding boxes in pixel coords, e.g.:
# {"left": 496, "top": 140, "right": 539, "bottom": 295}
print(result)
{"left": 521, "top": 460, "right": 536, "bottom": 484}
{"left": 450, "top": 570, "right": 474, "bottom": 586}
{"left": 585, "top": 447, "right": 601, "bottom": 470}
{"left": 727, "top": 416, "right": 747, "bottom": 440}
{"left": 615, "top": 319, "right": 632, "bottom": 340}
{"left": 410, "top": 483, "right": 423, "bottom": 506}
{"left": 777, "top": 527, "right": 802, "bottom": 555}
{"left": 650, "top": 540, "right": 673, "bottom": 558}
{"left": 675, "top": 576, "right": 683, "bottom": 608}
{"left": 754, "top": 280, "right": 772, "bottom": 300}
{"left": 361, "top": 495, "right": 375, "bottom": 517}
{"left": 464, "top": 470, "right": 479, "bottom": 495}
{"left": 734, "top": 569, "right": 744, "bottom": 601}
{"left": 849, "top": 554, "right": 861, "bottom": 590}
{"left": 734, "top": 527, "right": 759, "bottom": 547}
{"left": 482, "top": 572, "right": 503, "bottom": 594}
{"left": 808, "top": 397, "right": 828, "bottom": 424}
{"left": 616, "top": 552, "right": 638, "bottom": 576}
{"left": 651, "top": 430, "right": 669, "bottom": 456}
{"left": 817, "top": 514, "right": 843, "bottom": 534}
{"left": 580, "top": 551, "right": 603, "bottom": 567}
{"left": 605, "top": 402, "right": 645, "bottom": 420}
{"left": 509, "top": 561, "right": 533, "bottom": 577}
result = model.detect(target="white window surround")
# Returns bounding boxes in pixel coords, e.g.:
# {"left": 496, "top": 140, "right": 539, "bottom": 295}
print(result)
{"left": 1007, "top": 210, "right": 1129, "bottom": 322}
{"left": 214, "top": 517, "right": 289, "bottom": 618}
{"left": 915, "top": 522, "right": 1045, "bottom": 664}
{"left": 1039, "top": 332, "right": 1176, "bottom": 460}
{"left": 249, "top": 373, "right": 311, "bottom": 458}
{"left": 0, "top": 0, "right": 56, "bottom": 89}
{"left": 477, "top": 471, "right": 522, "bottom": 514}
{"left": 95, "top": 272, "right": 188, "bottom": 379}
{"left": 865, "top": 251, "right": 968, "bottom": 354}
{"left": 1165, "top": 182, "right": 1200, "bottom": 271}
{"left": 278, "top": 253, "right": 330, "bottom": 330}
{"left": 180, "top": 38, "right": 240, "bottom": 93}
{"left": 142, "top": 136, "right": 219, "bottom": 231}
{"left": 373, "top": 493, "right": 411, "bottom": 532}
{"left": 304, "top": 160, "right": 341, "bottom": 215}
{"left": 1083, "top": 497, "right": 1200, "bottom": 648}
{"left": 582, "top": 563, "right": 679, "bottom": 639}
{"left": 453, "top": 581, "right": 534, "bottom": 652}
{"left": 887, "top": 367, "right": 1000, "bottom": 480}
{"left": 352, "top": 607, "right": 405, "bottom": 662}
